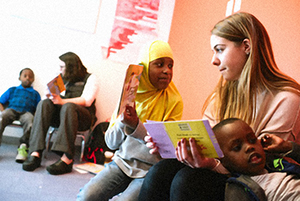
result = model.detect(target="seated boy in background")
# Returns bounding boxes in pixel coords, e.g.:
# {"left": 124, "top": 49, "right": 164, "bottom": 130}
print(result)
{"left": 212, "top": 118, "right": 300, "bottom": 200}
{"left": 0, "top": 68, "right": 41, "bottom": 163}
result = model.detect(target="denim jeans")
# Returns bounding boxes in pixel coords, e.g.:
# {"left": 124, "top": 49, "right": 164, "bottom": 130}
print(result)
{"left": 77, "top": 161, "right": 144, "bottom": 201}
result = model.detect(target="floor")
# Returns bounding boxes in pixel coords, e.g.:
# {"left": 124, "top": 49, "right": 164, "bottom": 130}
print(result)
{"left": 0, "top": 128, "right": 95, "bottom": 201}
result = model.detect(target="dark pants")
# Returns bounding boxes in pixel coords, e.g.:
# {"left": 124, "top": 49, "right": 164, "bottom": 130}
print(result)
{"left": 28, "top": 99, "right": 92, "bottom": 158}
{"left": 139, "top": 159, "right": 228, "bottom": 201}
{"left": 0, "top": 108, "right": 33, "bottom": 146}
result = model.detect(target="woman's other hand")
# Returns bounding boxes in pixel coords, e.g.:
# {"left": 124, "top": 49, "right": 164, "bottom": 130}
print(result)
{"left": 176, "top": 138, "right": 217, "bottom": 169}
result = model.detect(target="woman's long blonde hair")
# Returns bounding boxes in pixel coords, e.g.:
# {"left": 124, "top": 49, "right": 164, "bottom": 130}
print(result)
{"left": 203, "top": 12, "right": 300, "bottom": 126}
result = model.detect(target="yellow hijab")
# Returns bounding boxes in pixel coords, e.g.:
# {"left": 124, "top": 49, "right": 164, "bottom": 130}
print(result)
{"left": 135, "top": 40, "right": 183, "bottom": 122}
{"left": 109, "top": 40, "right": 183, "bottom": 127}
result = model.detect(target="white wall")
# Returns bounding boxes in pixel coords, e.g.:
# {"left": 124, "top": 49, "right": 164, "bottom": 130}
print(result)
{"left": 0, "top": 0, "right": 128, "bottom": 123}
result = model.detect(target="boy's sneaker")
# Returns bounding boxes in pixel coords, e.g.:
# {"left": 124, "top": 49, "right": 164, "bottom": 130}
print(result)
{"left": 16, "top": 144, "right": 28, "bottom": 163}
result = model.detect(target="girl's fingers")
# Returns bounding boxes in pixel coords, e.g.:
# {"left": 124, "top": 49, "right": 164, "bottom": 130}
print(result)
{"left": 149, "top": 147, "right": 159, "bottom": 155}
{"left": 145, "top": 142, "right": 155, "bottom": 149}
{"left": 144, "top": 135, "right": 152, "bottom": 143}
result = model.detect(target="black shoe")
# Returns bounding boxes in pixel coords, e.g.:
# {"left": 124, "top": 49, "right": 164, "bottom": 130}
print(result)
{"left": 22, "top": 155, "right": 41, "bottom": 171}
{"left": 46, "top": 159, "right": 73, "bottom": 175}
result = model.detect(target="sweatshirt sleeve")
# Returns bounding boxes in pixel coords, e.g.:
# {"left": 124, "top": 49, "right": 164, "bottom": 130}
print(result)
{"left": 254, "top": 90, "right": 300, "bottom": 143}
{"left": 286, "top": 142, "right": 300, "bottom": 164}
{"left": 104, "top": 117, "right": 126, "bottom": 150}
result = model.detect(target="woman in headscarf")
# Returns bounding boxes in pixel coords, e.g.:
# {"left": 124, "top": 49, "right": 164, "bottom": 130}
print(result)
{"left": 76, "top": 40, "right": 183, "bottom": 201}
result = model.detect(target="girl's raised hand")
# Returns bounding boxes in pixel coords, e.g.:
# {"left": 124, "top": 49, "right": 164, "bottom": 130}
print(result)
{"left": 121, "top": 104, "right": 139, "bottom": 129}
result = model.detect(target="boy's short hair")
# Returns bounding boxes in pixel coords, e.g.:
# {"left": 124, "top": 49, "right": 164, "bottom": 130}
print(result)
{"left": 19, "top": 68, "right": 34, "bottom": 77}
{"left": 213, "top": 117, "right": 240, "bottom": 133}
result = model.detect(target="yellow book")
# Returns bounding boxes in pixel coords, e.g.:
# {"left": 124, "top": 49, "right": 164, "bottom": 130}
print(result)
{"left": 144, "top": 119, "right": 223, "bottom": 158}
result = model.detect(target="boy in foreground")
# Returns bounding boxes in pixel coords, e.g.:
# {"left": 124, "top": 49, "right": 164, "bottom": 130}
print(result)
{"left": 211, "top": 118, "right": 300, "bottom": 200}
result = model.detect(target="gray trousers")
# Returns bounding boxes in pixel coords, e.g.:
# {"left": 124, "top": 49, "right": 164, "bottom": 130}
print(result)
{"left": 29, "top": 99, "right": 92, "bottom": 158}
{"left": 0, "top": 108, "right": 33, "bottom": 146}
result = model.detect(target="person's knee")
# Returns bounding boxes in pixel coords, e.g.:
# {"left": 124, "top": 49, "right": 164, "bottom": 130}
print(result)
{"left": 173, "top": 168, "right": 217, "bottom": 187}
{"left": 171, "top": 167, "right": 193, "bottom": 192}
{"left": 1, "top": 108, "right": 14, "bottom": 119}
{"left": 145, "top": 160, "right": 173, "bottom": 182}
{"left": 171, "top": 168, "right": 227, "bottom": 201}
{"left": 61, "top": 102, "right": 77, "bottom": 114}
{"left": 170, "top": 168, "right": 204, "bottom": 201}
{"left": 140, "top": 159, "right": 184, "bottom": 201}
{"left": 139, "top": 163, "right": 165, "bottom": 196}
{"left": 21, "top": 112, "right": 34, "bottom": 122}
{"left": 38, "top": 99, "right": 54, "bottom": 111}
{"left": 41, "top": 98, "right": 52, "bottom": 106}
{"left": 76, "top": 187, "right": 94, "bottom": 201}
{"left": 144, "top": 159, "right": 185, "bottom": 187}
{"left": 77, "top": 178, "right": 105, "bottom": 201}
{"left": 34, "top": 99, "right": 54, "bottom": 116}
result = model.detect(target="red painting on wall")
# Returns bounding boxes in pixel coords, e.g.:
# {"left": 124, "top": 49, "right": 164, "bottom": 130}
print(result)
{"left": 99, "top": 0, "right": 175, "bottom": 64}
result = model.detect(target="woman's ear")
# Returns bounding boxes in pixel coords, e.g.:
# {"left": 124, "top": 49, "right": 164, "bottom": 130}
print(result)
{"left": 243, "top": 38, "right": 251, "bottom": 55}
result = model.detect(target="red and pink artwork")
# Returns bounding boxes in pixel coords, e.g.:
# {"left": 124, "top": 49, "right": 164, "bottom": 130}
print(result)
{"left": 100, "top": 0, "right": 174, "bottom": 64}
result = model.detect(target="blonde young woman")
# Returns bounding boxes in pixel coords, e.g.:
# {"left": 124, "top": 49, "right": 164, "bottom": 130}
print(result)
{"left": 77, "top": 40, "right": 183, "bottom": 201}
{"left": 140, "top": 12, "right": 300, "bottom": 201}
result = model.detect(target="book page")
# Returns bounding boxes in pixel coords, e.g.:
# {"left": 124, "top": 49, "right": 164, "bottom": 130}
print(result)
{"left": 117, "top": 64, "right": 143, "bottom": 116}
{"left": 74, "top": 162, "right": 105, "bottom": 175}
{"left": 144, "top": 119, "right": 223, "bottom": 159}
{"left": 47, "top": 74, "right": 66, "bottom": 95}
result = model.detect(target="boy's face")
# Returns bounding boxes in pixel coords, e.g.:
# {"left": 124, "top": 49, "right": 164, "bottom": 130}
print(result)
{"left": 217, "top": 120, "right": 266, "bottom": 176}
{"left": 19, "top": 69, "right": 34, "bottom": 88}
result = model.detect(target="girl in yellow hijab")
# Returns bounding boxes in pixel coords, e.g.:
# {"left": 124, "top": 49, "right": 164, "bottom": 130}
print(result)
{"left": 77, "top": 40, "right": 183, "bottom": 201}
{"left": 136, "top": 40, "right": 183, "bottom": 123}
